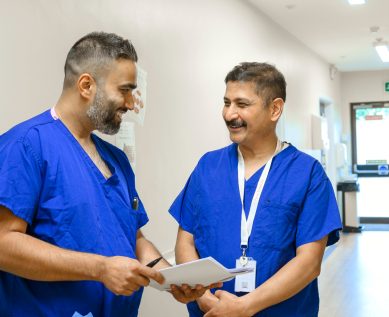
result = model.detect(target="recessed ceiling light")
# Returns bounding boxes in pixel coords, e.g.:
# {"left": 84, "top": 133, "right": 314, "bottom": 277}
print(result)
{"left": 348, "top": 0, "right": 366, "bottom": 5}
{"left": 374, "top": 42, "right": 389, "bottom": 63}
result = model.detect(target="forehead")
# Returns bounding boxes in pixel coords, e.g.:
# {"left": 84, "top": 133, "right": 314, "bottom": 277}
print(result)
{"left": 104, "top": 59, "right": 137, "bottom": 85}
{"left": 224, "top": 81, "right": 259, "bottom": 100}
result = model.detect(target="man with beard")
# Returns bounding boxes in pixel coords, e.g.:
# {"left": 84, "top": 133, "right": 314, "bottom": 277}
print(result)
{"left": 0, "top": 32, "right": 215, "bottom": 317}
{"left": 169, "top": 62, "right": 342, "bottom": 317}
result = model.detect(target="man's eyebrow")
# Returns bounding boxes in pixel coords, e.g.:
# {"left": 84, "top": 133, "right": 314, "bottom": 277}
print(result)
{"left": 120, "top": 83, "right": 137, "bottom": 90}
{"left": 227, "top": 97, "right": 251, "bottom": 103}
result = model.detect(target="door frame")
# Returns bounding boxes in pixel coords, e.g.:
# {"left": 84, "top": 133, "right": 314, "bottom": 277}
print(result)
{"left": 350, "top": 101, "right": 389, "bottom": 224}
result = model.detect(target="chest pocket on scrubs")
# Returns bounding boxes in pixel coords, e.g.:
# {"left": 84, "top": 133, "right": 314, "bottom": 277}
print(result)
{"left": 103, "top": 186, "right": 139, "bottom": 253}
{"left": 250, "top": 201, "right": 299, "bottom": 251}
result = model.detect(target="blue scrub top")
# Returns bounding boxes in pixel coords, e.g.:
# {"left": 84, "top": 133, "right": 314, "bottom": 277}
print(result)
{"left": 0, "top": 110, "right": 148, "bottom": 317}
{"left": 169, "top": 143, "right": 342, "bottom": 317}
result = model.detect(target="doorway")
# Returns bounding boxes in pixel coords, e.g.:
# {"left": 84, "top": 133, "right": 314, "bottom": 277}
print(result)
{"left": 351, "top": 101, "right": 389, "bottom": 223}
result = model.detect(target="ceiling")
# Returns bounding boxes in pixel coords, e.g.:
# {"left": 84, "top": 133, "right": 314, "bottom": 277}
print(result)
{"left": 247, "top": 0, "right": 389, "bottom": 72}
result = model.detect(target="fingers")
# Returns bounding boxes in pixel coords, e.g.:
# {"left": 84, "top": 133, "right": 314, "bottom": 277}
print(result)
{"left": 137, "top": 264, "right": 165, "bottom": 284}
{"left": 110, "top": 272, "right": 149, "bottom": 296}
{"left": 182, "top": 284, "right": 195, "bottom": 297}
{"left": 101, "top": 257, "right": 164, "bottom": 296}
{"left": 214, "top": 289, "right": 235, "bottom": 300}
{"left": 214, "top": 290, "right": 224, "bottom": 299}
{"left": 113, "top": 286, "right": 137, "bottom": 296}
{"left": 193, "top": 284, "right": 209, "bottom": 298}
{"left": 207, "top": 282, "right": 223, "bottom": 290}
{"left": 170, "top": 284, "right": 222, "bottom": 304}
{"left": 128, "top": 271, "right": 150, "bottom": 288}
{"left": 170, "top": 284, "right": 187, "bottom": 303}
{"left": 170, "top": 284, "right": 196, "bottom": 303}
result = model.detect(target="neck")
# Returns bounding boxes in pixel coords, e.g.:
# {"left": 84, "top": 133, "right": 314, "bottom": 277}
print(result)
{"left": 238, "top": 135, "right": 279, "bottom": 180}
{"left": 238, "top": 134, "right": 278, "bottom": 163}
{"left": 55, "top": 94, "right": 94, "bottom": 144}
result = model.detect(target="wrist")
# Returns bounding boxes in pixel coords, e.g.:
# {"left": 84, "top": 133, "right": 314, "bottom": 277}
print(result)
{"left": 92, "top": 254, "right": 107, "bottom": 282}
{"left": 238, "top": 295, "right": 256, "bottom": 316}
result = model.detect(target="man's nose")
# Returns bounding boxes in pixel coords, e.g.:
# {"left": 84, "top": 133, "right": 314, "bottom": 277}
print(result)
{"left": 125, "top": 93, "right": 135, "bottom": 110}
{"left": 224, "top": 104, "right": 239, "bottom": 120}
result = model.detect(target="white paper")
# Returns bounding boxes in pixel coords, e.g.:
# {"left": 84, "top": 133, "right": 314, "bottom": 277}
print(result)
{"left": 115, "top": 121, "right": 136, "bottom": 168}
{"left": 149, "top": 257, "right": 254, "bottom": 291}
{"left": 123, "top": 64, "right": 147, "bottom": 126}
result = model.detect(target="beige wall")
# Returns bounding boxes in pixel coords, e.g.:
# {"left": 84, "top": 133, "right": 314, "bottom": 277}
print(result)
{"left": 0, "top": 0, "right": 343, "bottom": 315}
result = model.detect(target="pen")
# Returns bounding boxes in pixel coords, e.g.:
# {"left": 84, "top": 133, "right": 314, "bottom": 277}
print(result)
{"left": 146, "top": 256, "right": 163, "bottom": 268}
{"left": 132, "top": 197, "right": 139, "bottom": 210}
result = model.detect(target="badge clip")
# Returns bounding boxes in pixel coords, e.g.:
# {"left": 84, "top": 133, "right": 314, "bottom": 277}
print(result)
{"left": 240, "top": 245, "right": 248, "bottom": 266}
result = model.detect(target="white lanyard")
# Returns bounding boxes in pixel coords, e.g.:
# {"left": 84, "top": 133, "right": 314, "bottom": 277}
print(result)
{"left": 50, "top": 107, "right": 59, "bottom": 120}
{"left": 237, "top": 140, "right": 282, "bottom": 259}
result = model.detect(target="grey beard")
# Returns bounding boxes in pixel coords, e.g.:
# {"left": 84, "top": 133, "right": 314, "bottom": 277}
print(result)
{"left": 86, "top": 90, "right": 120, "bottom": 135}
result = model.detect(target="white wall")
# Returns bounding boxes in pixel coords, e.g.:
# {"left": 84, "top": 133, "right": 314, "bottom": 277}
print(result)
{"left": 0, "top": 0, "right": 343, "bottom": 315}
{"left": 340, "top": 70, "right": 389, "bottom": 168}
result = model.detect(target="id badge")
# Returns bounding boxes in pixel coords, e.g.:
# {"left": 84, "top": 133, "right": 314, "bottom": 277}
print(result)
{"left": 234, "top": 258, "right": 256, "bottom": 292}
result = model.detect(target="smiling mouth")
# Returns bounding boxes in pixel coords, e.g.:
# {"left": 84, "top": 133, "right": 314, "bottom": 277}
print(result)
{"left": 229, "top": 124, "right": 244, "bottom": 129}
{"left": 226, "top": 120, "right": 246, "bottom": 130}
{"left": 116, "top": 109, "right": 127, "bottom": 118}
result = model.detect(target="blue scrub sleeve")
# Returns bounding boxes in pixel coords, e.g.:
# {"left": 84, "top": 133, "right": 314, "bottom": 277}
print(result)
{"left": 0, "top": 137, "right": 42, "bottom": 224}
{"left": 296, "top": 162, "right": 342, "bottom": 248}
{"left": 169, "top": 172, "right": 197, "bottom": 234}
{"left": 134, "top": 193, "right": 149, "bottom": 229}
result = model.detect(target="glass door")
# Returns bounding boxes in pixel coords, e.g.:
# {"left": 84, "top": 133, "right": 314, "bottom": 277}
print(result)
{"left": 351, "top": 102, "right": 389, "bottom": 222}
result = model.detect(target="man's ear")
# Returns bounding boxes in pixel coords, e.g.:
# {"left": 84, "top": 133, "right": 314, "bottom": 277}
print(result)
{"left": 271, "top": 98, "right": 284, "bottom": 122}
{"left": 77, "top": 73, "right": 96, "bottom": 100}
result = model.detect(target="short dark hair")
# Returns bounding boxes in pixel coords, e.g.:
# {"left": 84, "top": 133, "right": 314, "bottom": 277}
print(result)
{"left": 63, "top": 32, "right": 138, "bottom": 88}
{"left": 225, "top": 62, "right": 286, "bottom": 107}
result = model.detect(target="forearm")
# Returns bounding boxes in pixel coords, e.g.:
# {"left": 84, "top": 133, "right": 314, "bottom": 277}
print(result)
{"left": 0, "top": 231, "right": 105, "bottom": 282}
{"left": 243, "top": 254, "right": 319, "bottom": 314}
{"left": 175, "top": 227, "right": 199, "bottom": 264}
{"left": 242, "top": 238, "right": 327, "bottom": 315}
{"left": 135, "top": 230, "right": 170, "bottom": 269}
{"left": 175, "top": 227, "right": 218, "bottom": 310}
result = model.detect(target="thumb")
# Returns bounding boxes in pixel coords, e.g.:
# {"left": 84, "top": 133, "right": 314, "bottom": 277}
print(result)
{"left": 215, "top": 290, "right": 236, "bottom": 301}
{"left": 138, "top": 265, "right": 165, "bottom": 285}
{"left": 214, "top": 289, "right": 225, "bottom": 299}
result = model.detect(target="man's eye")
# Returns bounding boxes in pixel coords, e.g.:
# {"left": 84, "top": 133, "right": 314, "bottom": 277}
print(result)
{"left": 224, "top": 102, "right": 230, "bottom": 107}
{"left": 238, "top": 103, "right": 249, "bottom": 108}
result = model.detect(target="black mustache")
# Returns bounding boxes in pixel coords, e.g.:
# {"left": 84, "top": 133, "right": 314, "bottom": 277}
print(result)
{"left": 225, "top": 119, "right": 247, "bottom": 128}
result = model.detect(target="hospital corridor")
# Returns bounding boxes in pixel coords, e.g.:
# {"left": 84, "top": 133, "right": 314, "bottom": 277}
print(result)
{"left": 319, "top": 231, "right": 389, "bottom": 317}
{"left": 1, "top": 0, "right": 389, "bottom": 316}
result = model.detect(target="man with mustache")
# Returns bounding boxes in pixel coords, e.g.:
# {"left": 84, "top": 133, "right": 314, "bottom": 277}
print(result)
{"left": 170, "top": 62, "right": 342, "bottom": 317}
{"left": 0, "top": 32, "right": 213, "bottom": 317}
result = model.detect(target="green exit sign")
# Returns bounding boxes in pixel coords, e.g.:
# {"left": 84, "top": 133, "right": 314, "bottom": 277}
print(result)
{"left": 386, "top": 82, "right": 389, "bottom": 92}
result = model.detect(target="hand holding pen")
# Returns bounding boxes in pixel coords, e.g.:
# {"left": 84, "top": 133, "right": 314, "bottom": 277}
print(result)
{"left": 99, "top": 256, "right": 165, "bottom": 296}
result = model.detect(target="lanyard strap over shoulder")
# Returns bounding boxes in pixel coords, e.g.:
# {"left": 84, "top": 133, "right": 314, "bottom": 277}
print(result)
{"left": 237, "top": 140, "right": 282, "bottom": 254}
